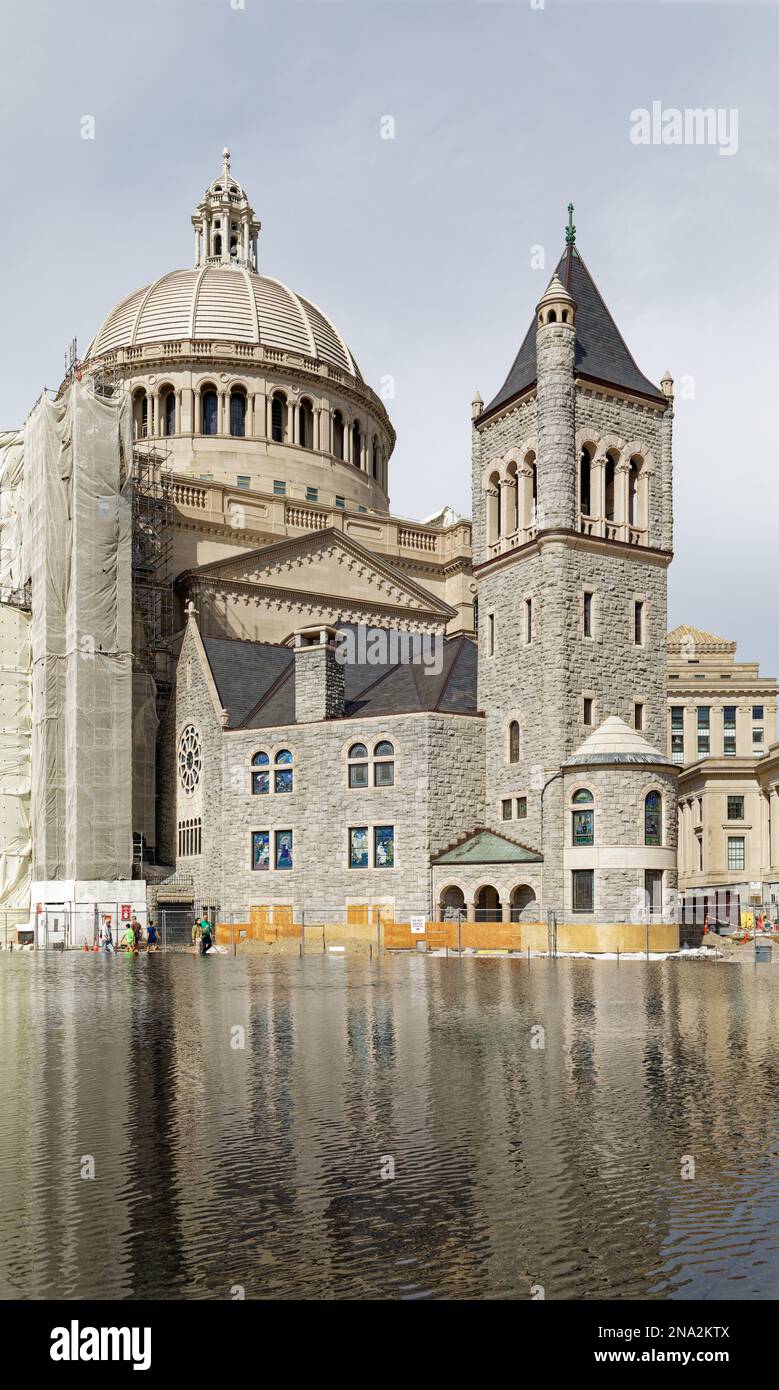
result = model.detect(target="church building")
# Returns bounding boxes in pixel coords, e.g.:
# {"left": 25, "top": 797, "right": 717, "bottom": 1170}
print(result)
{"left": 0, "top": 154, "right": 708, "bottom": 940}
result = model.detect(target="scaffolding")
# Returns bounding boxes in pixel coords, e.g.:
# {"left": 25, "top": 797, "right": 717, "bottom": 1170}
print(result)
{"left": 131, "top": 440, "right": 174, "bottom": 691}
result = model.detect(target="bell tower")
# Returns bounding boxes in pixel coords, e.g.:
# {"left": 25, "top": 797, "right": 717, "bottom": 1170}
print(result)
{"left": 192, "top": 147, "right": 261, "bottom": 270}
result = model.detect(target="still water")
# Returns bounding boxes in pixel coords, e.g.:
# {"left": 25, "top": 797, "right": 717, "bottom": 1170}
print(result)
{"left": 1, "top": 952, "right": 778, "bottom": 1300}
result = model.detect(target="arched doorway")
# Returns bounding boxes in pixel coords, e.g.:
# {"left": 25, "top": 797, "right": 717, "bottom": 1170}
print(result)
{"left": 510, "top": 885, "right": 537, "bottom": 922}
{"left": 475, "top": 885, "right": 502, "bottom": 923}
{"left": 439, "top": 886, "right": 465, "bottom": 921}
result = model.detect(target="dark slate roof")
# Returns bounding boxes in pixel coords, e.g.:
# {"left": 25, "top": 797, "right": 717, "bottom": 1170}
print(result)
{"left": 432, "top": 828, "right": 543, "bottom": 865}
{"left": 200, "top": 627, "right": 479, "bottom": 729}
{"left": 482, "top": 244, "right": 665, "bottom": 418}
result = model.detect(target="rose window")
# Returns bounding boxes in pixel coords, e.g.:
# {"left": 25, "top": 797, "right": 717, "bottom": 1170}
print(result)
{"left": 178, "top": 725, "right": 202, "bottom": 795}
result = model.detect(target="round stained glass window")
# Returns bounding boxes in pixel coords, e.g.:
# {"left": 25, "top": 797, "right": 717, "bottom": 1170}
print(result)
{"left": 178, "top": 725, "right": 202, "bottom": 795}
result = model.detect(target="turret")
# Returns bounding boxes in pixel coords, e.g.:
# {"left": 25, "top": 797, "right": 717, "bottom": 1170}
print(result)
{"left": 191, "top": 147, "right": 261, "bottom": 270}
{"left": 535, "top": 272, "right": 577, "bottom": 531}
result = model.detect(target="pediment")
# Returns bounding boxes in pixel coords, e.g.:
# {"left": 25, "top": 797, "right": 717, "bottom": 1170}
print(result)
{"left": 182, "top": 527, "right": 455, "bottom": 620}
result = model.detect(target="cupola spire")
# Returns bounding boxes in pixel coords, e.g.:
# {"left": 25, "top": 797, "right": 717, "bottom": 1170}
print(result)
{"left": 191, "top": 148, "right": 261, "bottom": 271}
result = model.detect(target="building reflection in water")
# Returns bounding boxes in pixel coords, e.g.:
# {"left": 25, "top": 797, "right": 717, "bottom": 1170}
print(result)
{"left": 0, "top": 952, "right": 778, "bottom": 1299}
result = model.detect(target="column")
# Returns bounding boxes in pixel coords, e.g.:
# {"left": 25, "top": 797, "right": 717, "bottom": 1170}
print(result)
{"left": 500, "top": 477, "right": 518, "bottom": 541}
{"left": 193, "top": 225, "right": 200, "bottom": 266}
{"left": 592, "top": 456, "right": 607, "bottom": 537}
{"left": 175, "top": 390, "right": 182, "bottom": 434}
{"left": 288, "top": 400, "right": 297, "bottom": 445}
{"left": 615, "top": 461, "right": 630, "bottom": 541}
{"left": 485, "top": 486, "right": 499, "bottom": 550}
{"left": 218, "top": 391, "right": 226, "bottom": 435}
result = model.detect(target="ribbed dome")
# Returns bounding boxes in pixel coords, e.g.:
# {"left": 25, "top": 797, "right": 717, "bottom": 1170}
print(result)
{"left": 85, "top": 266, "right": 361, "bottom": 379}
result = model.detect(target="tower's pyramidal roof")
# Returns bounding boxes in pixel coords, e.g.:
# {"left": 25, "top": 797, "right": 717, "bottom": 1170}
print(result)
{"left": 483, "top": 242, "right": 665, "bottom": 417}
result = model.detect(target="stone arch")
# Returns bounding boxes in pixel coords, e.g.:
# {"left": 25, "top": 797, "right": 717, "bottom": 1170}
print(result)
{"left": 439, "top": 885, "right": 466, "bottom": 921}
{"left": 474, "top": 883, "right": 502, "bottom": 922}
{"left": 510, "top": 884, "right": 538, "bottom": 922}
{"left": 638, "top": 780, "right": 666, "bottom": 847}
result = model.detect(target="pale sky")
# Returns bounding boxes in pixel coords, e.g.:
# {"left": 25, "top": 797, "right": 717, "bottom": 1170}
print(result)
{"left": 1, "top": 0, "right": 777, "bottom": 679}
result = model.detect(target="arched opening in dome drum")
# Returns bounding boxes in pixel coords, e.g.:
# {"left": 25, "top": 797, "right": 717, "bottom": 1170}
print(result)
{"left": 352, "top": 422, "right": 361, "bottom": 468}
{"left": 271, "top": 393, "right": 287, "bottom": 443}
{"left": 202, "top": 390, "right": 218, "bottom": 436}
{"left": 298, "top": 398, "right": 314, "bottom": 449}
{"left": 213, "top": 234, "right": 222, "bottom": 257}
{"left": 332, "top": 410, "right": 344, "bottom": 460}
{"left": 132, "top": 390, "right": 148, "bottom": 440}
{"left": 163, "top": 391, "right": 176, "bottom": 438}
{"left": 372, "top": 438, "right": 379, "bottom": 479}
{"left": 229, "top": 390, "right": 246, "bottom": 438}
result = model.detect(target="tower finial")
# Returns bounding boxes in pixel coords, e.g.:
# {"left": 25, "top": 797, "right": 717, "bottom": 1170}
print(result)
{"left": 565, "top": 202, "right": 576, "bottom": 246}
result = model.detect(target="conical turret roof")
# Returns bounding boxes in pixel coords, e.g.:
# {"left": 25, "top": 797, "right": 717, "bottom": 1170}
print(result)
{"left": 563, "top": 715, "right": 672, "bottom": 767}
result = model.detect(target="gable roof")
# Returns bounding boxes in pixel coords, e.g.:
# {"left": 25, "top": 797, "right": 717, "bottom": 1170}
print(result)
{"left": 432, "top": 828, "right": 543, "bottom": 865}
{"left": 180, "top": 526, "right": 455, "bottom": 620}
{"left": 667, "top": 624, "right": 736, "bottom": 654}
{"left": 199, "top": 627, "right": 479, "bottom": 729}
{"left": 482, "top": 244, "right": 665, "bottom": 419}
{"left": 563, "top": 715, "right": 671, "bottom": 767}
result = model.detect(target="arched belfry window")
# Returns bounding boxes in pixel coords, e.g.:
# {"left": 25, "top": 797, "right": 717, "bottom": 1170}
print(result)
{"left": 229, "top": 390, "right": 246, "bottom": 438}
{"left": 202, "top": 389, "right": 218, "bottom": 436}
{"left": 333, "top": 410, "right": 345, "bottom": 460}
{"left": 299, "top": 398, "right": 314, "bottom": 449}
{"left": 580, "top": 446, "right": 592, "bottom": 516}
{"left": 605, "top": 454, "right": 616, "bottom": 522}
{"left": 645, "top": 790, "right": 662, "bottom": 846}
{"left": 271, "top": 393, "right": 286, "bottom": 443}
{"left": 164, "top": 390, "right": 176, "bottom": 437}
{"left": 509, "top": 721, "right": 520, "bottom": 763}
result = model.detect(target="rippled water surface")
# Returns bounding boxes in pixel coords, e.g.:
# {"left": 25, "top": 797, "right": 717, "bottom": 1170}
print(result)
{"left": 1, "top": 952, "right": 778, "bottom": 1300}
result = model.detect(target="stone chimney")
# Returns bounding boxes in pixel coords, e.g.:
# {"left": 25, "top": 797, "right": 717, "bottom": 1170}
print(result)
{"left": 293, "top": 625, "right": 344, "bottom": 722}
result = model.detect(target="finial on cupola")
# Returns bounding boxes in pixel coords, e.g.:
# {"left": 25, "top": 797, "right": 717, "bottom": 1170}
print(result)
{"left": 565, "top": 203, "right": 576, "bottom": 247}
{"left": 471, "top": 390, "right": 483, "bottom": 421}
{"left": 660, "top": 369, "right": 674, "bottom": 399}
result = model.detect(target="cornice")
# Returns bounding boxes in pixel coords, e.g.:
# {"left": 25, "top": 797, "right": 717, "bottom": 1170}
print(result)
{"left": 474, "top": 527, "right": 672, "bottom": 576}
{"left": 179, "top": 573, "right": 449, "bottom": 627}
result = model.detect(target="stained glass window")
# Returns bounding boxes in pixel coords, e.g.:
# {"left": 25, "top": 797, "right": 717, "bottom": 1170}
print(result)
{"left": 251, "top": 831, "right": 269, "bottom": 871}
{"left": 374, "top": 825, "right": 394, "bottom": 868}
{"left": 275, "top": 749, "right": 293, "bottom": 793}
{"left": 251, "top": 751, "right": 269, "bottom": 795}
{"left": 275, "top": 830, "right": 293, "bottom": 870}
{"left": 509, "top": 721, "right": 520, "bottom": 763}
{"left": 572, "top": 810, "right": 594, "bottom": 846}
{"left": 374, "top": 740, "right": 394, "bottom": 786}
{"left": 572, "top": 788, "right": 594, "bottom": 804}
{"left": 349, "top": 827, "right": 369, "bottom": 868}
{"left": 644, "top": 790, "right": 662, "bottom": 846}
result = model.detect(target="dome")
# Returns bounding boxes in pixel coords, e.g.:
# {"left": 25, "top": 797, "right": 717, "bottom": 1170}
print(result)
{"left": 85, "top": 266, "right": 361, "bottom": 379}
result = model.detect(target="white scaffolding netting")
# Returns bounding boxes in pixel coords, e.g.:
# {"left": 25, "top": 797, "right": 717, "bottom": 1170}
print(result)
{"left": 26, "top": 379, "right": 133, "bottom": 882}
{"left": 0, "top": 430, "right": 32, "bottom": 907}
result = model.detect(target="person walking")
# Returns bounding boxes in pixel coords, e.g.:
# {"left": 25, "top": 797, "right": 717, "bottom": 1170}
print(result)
{"left": 122, "top": 921, "right": 136, "bottom": 954}
{"left": 191, "top": 918, "right": 202, "bottom": 951}
{"left": 146, "top": 920, "right": 159, "bottom": 953}
{"left": 199, "top": 918, "right": 213, "bottom": 956}
{"left": 131, "top": 916, "right": 143, "bottom": 951}
{"left": 99, "top": 916, "right": 114, "bottom": 954}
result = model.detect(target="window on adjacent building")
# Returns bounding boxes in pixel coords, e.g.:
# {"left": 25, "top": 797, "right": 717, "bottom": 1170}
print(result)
{"left": 251, "top": 751, "right": 270, "bottom": 795}
{"left": 273, "top": 479, "right": 286, "bottom": 496}
{"left": 670, "top": 706, "right": 685, "bottom": 764}
{"left": 236, "top": 475, "right": 250, "bottom": 490}
{"left": 572, "top": 869, "right": 594, "bottom": 913}
{"left": 753, "top": 728, "right": 764, "bottom": 750}
{"left": 753, "top": 705, "right": 764, "bottom": 720}
{"left": 724, "top": 706, "right": 736, "bottom": 756}
{"left": 727, "top": 836, "right": 745, "bottom": 872}
{"left": 697, "top": 707, "right": 710, "bottom": 759}
{"left": 634, "top": 702, "right": 644, "bottom": 731}
{"left": 274, "top": 749, "right": 293, "bottom": 793}
{"left": 509, "top": 721, "right": 520, "bottom": 763}
{"left": 634, "top": 600, "right": 644, "bottom": 646}
{"left": 502, "top": 799, "right": 512, "bottom": 821}
{"left": 645, "top": 790, "right": 662, "bottom": 846}
{"left": 727, "top": 796, "right": 745, "bottom": 820}
{"left": 516, "top": 796, "right": 528, "bottom": 819}
{"left": 335, "top": 495, "right": 345, "bottom": 509}
{"left": 306, "top": 486, "right": 318, "bottom": 503}
{"left": 583, "top": 697, "right": 594, "bottom": 726}
{"left": 583, "top": 590, "right": 593, "bottom": 638}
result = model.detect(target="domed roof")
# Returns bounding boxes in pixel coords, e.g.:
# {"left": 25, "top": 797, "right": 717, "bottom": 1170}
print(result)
{"left": 85, "top": 266, "right": 361, "bottom": 379}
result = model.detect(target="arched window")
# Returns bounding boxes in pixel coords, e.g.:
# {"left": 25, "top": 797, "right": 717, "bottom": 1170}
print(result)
{"left": 202, "top": 389, "right": 218, "bottom": 436}
{"left": 333, "top": 410, "right": 344, "bottom": 459}
{"left": 580, "top": 446, "right": 592, "bottom": 516}
{"left": 214, "top": 234, "right": 222, "bottom": 257}
{"left": 352, "top": 421, "right": 362, "bottom": 468}
{"left": 163, "top": 390, "right": 176, "bottom": 437}
{"left": 531, "top": 461, "right": 538, "bottom": 525}
{"left": 374, "top": 740, "right": 394, "bottom": 787}
{"left": 299, "top": 398, "right": 314, "bottom": 449}
{"left": 348, "top": 742, "right": 369, "bottom": 788}
{"left": 440, "top": 886, "right": 466, "bottom": 921}
{"left": 229, "top": 390, "right": 246, "bottom": 438}
{"left": 372, "top": 439, "right": 379, "bottom": 479}
{"left": 274, "top": 748, "right": 293, "bottom": 793}
{"left": 133, "top": 390, "right": 148, "bottom": 440}
{"left": 629, "top": 457, "right": 640, "bottom": 527}
{"left": 605, "top": 454, "right": 616, "bottom": 522}
{"left": 271, "top": 393, "right": 286, "bottom": 443}
{"left": 509, "top": 721, "right": 520, "bottom": 763}
{"left": 645, "top": 790, "right": 662, "bottom": 846}
{"left": 572, "top": 788, "right": 594, "bottom": 845}
{"left": 251, "top": 751, "right": 269, "bottom": 795}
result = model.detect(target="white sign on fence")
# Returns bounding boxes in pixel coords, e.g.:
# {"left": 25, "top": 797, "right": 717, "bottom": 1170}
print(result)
{"left": 410, "top": 916, "right": 426, "bottom": 935}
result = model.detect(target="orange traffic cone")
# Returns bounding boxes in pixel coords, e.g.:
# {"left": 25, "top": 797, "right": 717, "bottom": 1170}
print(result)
{"left": 82, "top": 938, "right": 90, "bottom": 952}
